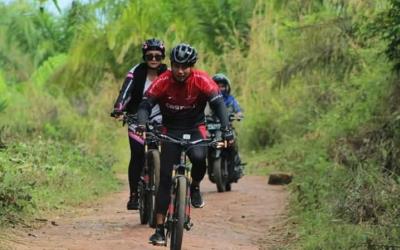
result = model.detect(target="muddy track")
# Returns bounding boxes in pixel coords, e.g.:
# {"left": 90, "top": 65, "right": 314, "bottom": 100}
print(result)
{"left": 6, "top": 176, "right": 288, "bottom": 250}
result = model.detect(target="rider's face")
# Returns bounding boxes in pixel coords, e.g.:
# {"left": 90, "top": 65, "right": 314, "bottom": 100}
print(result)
{"left": 171, "top": 62, "right": 191, "bottom": 83}
{"left": 218, "top": 83, "right": 227, "bottom": 92}
{"left": 145, "top": 50, "right": 163, "bottom": 69}
{"left": 218, "top": 83, "right": 229, "bottom": 96}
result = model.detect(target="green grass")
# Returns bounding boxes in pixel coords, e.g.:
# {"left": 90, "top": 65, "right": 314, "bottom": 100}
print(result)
{"left": 246, "top": 131, "right": 400, "bottom": 249}
{"left": 111, "top": 131, "right": 131, "bottom": 174}
{"left": 0, "top": 138, "right": 120, "bottom": 225}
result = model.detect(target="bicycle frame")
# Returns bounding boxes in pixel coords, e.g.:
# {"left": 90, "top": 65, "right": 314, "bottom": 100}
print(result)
{"left": 119, "top": 113, "right": 161, "bottom": 227}
{"left": 167, "top": 147, "right": 193, "bottom": 232}
{"left": 140, "top": 131, "right": 161, "bottom": 227}
{"left": 153, "top": 132, "right": 222, "bottom": 250}
{"left": 165, "top": 134, "right": 194, "bottom": 239}
{"left": 143, "top": 130, "right": 161, "bottom": 187}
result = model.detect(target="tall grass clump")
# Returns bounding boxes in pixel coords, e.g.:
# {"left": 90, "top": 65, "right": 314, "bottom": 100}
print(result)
{"left": 237, "top": 0, "right": 400, "bottom": 249}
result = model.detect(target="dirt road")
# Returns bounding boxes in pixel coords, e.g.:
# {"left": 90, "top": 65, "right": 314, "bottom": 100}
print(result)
{"left": 6, "top": 176, "right": 288, "bottom": 250}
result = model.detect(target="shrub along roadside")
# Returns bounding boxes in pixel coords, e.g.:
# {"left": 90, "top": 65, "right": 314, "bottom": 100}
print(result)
{"left": 0, "top": 137, "right": 119, "bottom": 226}
{"left": 246, "top": 126, "right": 400, "bottom": 249}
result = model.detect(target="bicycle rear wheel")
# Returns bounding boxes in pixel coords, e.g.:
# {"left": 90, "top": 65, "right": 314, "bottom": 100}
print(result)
{"left": 147, "top": 149, "right": 160, "bottom": 228}
{"left": 169, "top": 176, "right": 187, "bottom": 250}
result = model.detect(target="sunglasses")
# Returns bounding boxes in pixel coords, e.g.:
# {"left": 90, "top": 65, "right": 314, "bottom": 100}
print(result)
{"left": 145, "top": 54, "right": 163, "bottom": 61}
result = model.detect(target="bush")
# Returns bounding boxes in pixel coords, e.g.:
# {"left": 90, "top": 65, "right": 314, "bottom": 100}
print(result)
{"left": 0, "top": 138, "right": 118, "bottom": 225}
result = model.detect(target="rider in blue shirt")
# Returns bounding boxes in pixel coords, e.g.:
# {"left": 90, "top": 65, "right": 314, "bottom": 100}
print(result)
{"left": 213, "top": 73, "right": 243, "bottom": 117}
{"left": 212, "top": 73, "right": 244, "bottom": 182}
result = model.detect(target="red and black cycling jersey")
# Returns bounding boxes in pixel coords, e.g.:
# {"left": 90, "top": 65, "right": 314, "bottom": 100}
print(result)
{"left": 141, "top": 69, "right": 228, "bottom": 129}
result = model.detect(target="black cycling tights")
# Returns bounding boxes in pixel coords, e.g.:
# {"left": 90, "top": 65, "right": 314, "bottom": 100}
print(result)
{"left": 128, "top": 135, "right": 145, "bottom": 195}
{"left": 156, "top": 127, "right": 207, "bottom": 214}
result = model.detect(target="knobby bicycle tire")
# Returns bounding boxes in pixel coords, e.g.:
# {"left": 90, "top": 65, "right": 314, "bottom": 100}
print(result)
{"left": 138, "top": 181, "right": 149, "bottom": 224}
{"left": 169, "top": 176, "right": 187, "bottom": 250}
{"left": 147, "top": 149, "right": 160, "bottom": 228}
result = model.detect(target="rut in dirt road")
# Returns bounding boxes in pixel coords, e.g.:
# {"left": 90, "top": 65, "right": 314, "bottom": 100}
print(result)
{"left": 7, "top": 176, "right": 289, "bottom": 250}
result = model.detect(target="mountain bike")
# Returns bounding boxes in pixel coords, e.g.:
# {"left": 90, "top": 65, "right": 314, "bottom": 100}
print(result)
{"left": 153, "top": 132, "right": 222, "bottom": 250}
{"left": 206, "top": 114, "right": 243, "bottom": 192}
{"left": 138, "top": 125, "right": 161, "bottom": 228}
{"left": 111, "top": 112, "right": 161, "bottom": 228}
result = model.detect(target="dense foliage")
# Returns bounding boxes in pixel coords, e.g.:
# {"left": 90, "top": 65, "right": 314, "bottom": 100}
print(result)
{"left": 1, "top": 0, "right": 400, "bottom": 248}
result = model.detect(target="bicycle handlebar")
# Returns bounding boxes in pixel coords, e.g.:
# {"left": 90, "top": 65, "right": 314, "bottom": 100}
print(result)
{"left": 111, "top": 111, "right": 161, "bottom": 130}
{"left": 205, "top": 114, "right": 243, "bottom": 123}
{"left": 112, "top": 112, "right": 225, "bottom": 148}
{"left": 229, "top": 114, "right": 244, "bottom": 121}
{"left": 146, "top": 130, "right": 224, "bottom": 149}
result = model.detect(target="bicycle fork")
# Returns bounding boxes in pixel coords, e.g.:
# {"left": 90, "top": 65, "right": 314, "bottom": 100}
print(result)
{"left": 166, "top": 175, "right": 193, "bottom": 233}
{"left": 184, "top": 182, "right": 193, "bottom": 231}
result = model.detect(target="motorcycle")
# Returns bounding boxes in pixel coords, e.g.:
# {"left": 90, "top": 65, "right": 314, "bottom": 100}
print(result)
{"left": 206, "top": 114, "right": 243, "bottom": 192}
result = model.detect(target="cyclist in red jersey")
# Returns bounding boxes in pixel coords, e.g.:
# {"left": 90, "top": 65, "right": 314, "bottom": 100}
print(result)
{"left": 137, "top": 43, "right": 234, "bottom": 245}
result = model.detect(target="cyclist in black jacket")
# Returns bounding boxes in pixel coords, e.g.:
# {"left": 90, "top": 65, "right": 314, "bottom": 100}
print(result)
{"left": 111, "top": 38, "right": 167, "bottom": 210}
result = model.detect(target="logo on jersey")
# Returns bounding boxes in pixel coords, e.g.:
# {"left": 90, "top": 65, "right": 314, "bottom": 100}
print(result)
{"left": 166, "top": 102, "right": 196, "bottom": 111}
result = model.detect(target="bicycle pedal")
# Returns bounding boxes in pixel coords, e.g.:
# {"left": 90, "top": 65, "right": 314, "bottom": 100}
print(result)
{"left": 149, "top": 241, "right": 166, "bottom": 246}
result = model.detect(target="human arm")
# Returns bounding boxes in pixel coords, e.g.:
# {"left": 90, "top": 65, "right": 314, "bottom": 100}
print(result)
{"left": 112, "top": 66, "right": 138, "bottom": 117}
{"left": 137, "top": 96, "right": 157, "bottom": 127}
{"left": 222, "top": 96, "right": 243, "bottom": 121}
{"left": 136, "top": 74, "right": 165, "bottom": 130}
{"left": 231, "top": 97, "right": 242, "bottom": 114}
{"left": 209, "top": 93, "right": 229, "bottom": 128}
{"left": 209, "top": 94, "right": 234, "bottom": 142}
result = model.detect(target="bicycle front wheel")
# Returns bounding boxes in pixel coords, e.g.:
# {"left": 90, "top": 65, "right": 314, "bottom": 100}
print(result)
{"left": 147, "top": 149, "right": 160, "bottom": 228}
{"left": 169, "top": 176, "right": 187, "bottom": 250}
{"left": 138, "top": 181, "right": 149, "bottom": 224}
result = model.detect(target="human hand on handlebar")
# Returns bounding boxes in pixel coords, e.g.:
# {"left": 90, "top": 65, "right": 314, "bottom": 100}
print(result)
{"left": 235, "top": 112, "right": 244, "bottom": 120}
{"left": 134, "top": 124, "right": 146, "bottom": 137}
{"left": 229, "top": 112, "right": 244, "bottom": 121}
{"left": 110, "top": 110, "right": 124, "bottom": 121}
{"left": 221, "top": 128, "right": 235, "bottom": 146}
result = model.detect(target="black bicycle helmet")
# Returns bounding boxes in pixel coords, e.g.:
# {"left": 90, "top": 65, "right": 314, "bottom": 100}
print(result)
{"left": 142, "top": 38, "right": 165, "bottom": 59}
{"left": 212, "top": 73, "right": 231, "bottom": 94}
{"left": 170, "top": 43, "right": 197, "bottom": 66}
